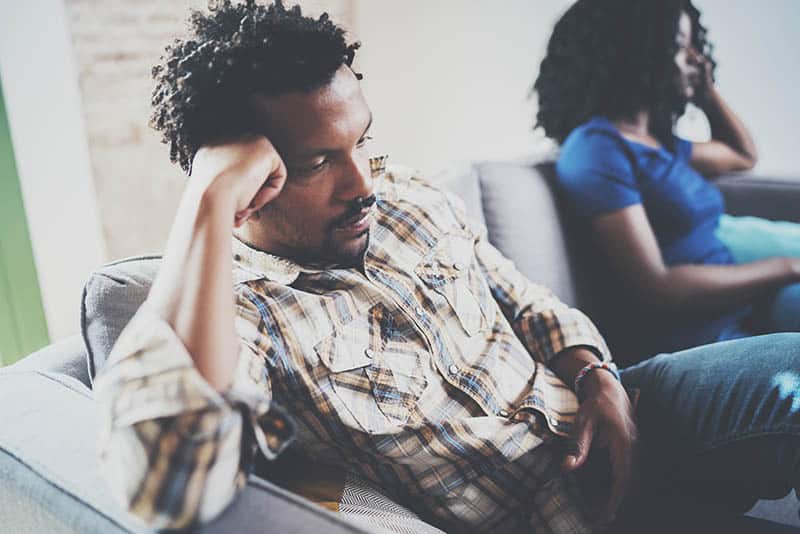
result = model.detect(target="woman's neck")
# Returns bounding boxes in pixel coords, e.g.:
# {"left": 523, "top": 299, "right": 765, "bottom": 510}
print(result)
{"left": 613, "top": 110, "right": 650, "bottom": 137}
{"left": 610, "top": 109, "right": 663, "bottom": 149}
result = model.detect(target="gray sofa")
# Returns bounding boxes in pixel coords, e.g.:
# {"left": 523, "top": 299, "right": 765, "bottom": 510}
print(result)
{"left": 2, "top": 161, "right": 799, "bottom": 533}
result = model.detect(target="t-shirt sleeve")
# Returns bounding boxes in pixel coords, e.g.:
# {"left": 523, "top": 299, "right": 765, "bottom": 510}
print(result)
{"left": 556, "top": 130, "right": 640, "bottom": 217}
{"left": 674, "top": 136, "right": 693, "bottom": 161}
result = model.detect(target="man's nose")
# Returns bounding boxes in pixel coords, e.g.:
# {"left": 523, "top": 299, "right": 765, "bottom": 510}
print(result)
{"left": 337, "top": 156, "right": 373, "bottom": 202}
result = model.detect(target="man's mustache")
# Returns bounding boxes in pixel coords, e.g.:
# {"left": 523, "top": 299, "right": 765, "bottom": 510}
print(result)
{"left": 334, "top": 195, "right": 377, "bottom": 226}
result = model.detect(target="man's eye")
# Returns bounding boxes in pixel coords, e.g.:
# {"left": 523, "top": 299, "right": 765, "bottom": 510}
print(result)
{"left": 356, "top": 135, "right": 374, "bottom": 148}
{"left": 289, "top": 160, "right": 329, "bottom": 180}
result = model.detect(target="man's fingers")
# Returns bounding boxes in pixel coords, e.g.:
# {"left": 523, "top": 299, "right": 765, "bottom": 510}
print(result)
{"left": 250, "top": 160, "right": 288, "bottom": 211}
{"left": 563, "top": 414, "right": 595, "bottom": 471}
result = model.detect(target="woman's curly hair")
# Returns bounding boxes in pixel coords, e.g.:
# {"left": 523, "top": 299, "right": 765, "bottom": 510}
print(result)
{"left": 150, "top": 0, "right": 361, "bottom": 173}
{"left": 534, "top": 0, "right": 714, "bottom": 149}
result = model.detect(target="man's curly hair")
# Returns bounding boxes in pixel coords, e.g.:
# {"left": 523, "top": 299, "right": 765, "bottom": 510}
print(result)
{"left": 150, "top": 0, "right": 361, "bottom": 173}
{"left": 534, "top": 0, "right": 714, "bottom": 149}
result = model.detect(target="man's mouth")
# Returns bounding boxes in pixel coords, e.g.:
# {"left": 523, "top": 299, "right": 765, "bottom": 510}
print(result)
{"left": 333, "top": 207, "right": 373, "bottom": 233}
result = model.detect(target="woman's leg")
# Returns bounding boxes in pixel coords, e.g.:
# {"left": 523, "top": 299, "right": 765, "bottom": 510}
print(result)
{"left": 617, "top": 333, "right": 800, "bottom": 528}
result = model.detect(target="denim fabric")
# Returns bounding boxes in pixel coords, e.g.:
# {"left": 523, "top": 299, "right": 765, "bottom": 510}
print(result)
{"left": 615, "top": 333, "right": 800, "bottom": 531}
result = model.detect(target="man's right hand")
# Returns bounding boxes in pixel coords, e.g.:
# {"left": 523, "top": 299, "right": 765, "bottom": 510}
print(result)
{"left": 190, "top": 136, "right": 288, "bottom": 228}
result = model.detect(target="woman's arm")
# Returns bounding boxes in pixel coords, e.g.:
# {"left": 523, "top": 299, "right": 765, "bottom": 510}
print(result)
{"left": 689, "top": 52, "right": 758, "bottom": 176}
{"left": 593, "top": 204, "right": 799, "bottom": 316}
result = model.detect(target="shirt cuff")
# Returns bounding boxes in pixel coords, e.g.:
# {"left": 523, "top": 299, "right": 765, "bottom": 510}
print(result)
{"left": 96, "top": 304, "right": 294, "bottom": 458}
{"left": 223, "top": 341, "right": 294, "bottom": 460}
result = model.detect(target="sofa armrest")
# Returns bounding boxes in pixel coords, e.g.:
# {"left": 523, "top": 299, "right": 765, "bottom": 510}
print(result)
{"left": 0, "top": 371, "right": 366, "bottom": 534}
{"left": 1, "top": 335, "right": 90, "bottom": 388}
{"left": 715, "top": 174, "right": 800, "bottom": 223}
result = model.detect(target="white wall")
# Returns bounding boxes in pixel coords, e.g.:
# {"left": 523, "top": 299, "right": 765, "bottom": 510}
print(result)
{"left": 354, "top": 0, "right": 800, "bottom": 178}
{"left": 353, "top": 0, "right": 571, "bottom": 177}
{"left": 0, "top": 0, "right": 106, "bottom": 340}
{"left": 689, "top": 0, "right": 800, "bottom": 177}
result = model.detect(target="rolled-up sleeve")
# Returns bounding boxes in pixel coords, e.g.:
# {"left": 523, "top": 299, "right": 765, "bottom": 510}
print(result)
{"left": 444, "top": 191, "right": 612, "bottom": 365}
{"left": 94, "top": 301, "right": 293, "bottom": 530}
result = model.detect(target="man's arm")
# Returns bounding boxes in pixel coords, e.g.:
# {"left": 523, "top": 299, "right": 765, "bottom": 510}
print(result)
{"left": 444, "top": 191, "right": 636, "bottom": 525}
{"left": 148, "top": 136, "right": 287, "bottom": 391}
{"left": 94, "top": 137, "right": 290, "bottom": 529}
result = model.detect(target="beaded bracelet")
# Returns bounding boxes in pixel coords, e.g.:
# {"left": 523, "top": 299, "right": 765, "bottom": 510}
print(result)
{"left": 573, "top": 361, "right": 620, "bottom": 398}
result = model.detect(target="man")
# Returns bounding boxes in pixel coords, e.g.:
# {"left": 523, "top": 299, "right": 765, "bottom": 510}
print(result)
{"left": 96, "top": 1, "right": 800, "bottom": 532}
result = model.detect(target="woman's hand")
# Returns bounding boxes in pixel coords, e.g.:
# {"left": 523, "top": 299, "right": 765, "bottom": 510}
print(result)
{"left": 563, "top": 371, "right": 639, "bottom": 525}
{"left": 688, "top": 47, "right": 715, "bottom": 104}
{"left": 190, "top": 136, "right": 288, "bottom": 228}
{"left": 786, "top": 257, "right": 800, "bottom": 280}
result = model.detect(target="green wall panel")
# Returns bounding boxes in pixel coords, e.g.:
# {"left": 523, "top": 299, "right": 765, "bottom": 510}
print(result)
{"left": 0, "top": 79, "right": 49, "bottom": 365}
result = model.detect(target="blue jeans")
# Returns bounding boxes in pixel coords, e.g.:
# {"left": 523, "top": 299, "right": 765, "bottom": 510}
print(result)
{"left": 609, "top": 333, "right": 800, "bottom": 531}
{"left": 716, "top": 215, "right": 800, "bottom": 337}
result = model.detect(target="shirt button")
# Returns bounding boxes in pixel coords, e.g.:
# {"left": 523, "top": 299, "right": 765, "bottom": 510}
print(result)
{"left": 364, "top": 349, "right": 374, "bottom": 359}
{"left": 498, "top": 409, "right": 509, "bottom": 418}
{"left": 448, "top": 364, "right": 459, "bottom": 375}
{"left": 415, "top": 306, "right": 425, "bottom": 316}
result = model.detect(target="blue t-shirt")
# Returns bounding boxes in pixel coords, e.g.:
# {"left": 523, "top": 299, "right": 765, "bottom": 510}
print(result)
{"left": 556, "top": 116, "right": 747, "bottom": 353}
{"left": 557, "top": 116, "right": 734, "bottom": 266}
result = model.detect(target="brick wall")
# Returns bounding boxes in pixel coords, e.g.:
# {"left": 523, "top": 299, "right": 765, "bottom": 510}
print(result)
{"left": 64, "top": 0, "right": 353, "bottom": 259}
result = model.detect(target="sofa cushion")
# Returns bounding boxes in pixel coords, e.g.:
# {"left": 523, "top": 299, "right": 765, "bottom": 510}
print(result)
{"left": 2, "top": 334, "right": 89, "bottom": 388}
{"left": 0, "top": 371, "right": 134, "bottom": 533}
{"left": 81, "top": 255, "right": 160, "bottom": 381}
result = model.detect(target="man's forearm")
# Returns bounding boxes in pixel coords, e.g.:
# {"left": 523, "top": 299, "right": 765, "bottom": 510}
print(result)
{"left": 147, "top": 182, "right": 240, "bottom": 391}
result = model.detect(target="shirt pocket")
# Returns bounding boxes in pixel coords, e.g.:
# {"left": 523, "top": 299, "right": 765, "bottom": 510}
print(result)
{"left": 415, "top": 230, "right": 494, "bottom": 336}
{"left": 314, "top": 304, "right": 428, "bottom": 434}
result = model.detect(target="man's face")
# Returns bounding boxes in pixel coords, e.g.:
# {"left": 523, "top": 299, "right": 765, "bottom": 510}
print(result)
{"left": 242, "top": 66, "right": 375, "bottom": 268}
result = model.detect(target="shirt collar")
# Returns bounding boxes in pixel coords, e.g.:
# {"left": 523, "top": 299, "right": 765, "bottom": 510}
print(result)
{"left": 232, "top": 238, "right": 308, "bottom": 285}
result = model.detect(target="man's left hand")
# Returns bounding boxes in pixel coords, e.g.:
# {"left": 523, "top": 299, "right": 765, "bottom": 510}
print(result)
{"left": 563, "top": 370, "right": 638, "bottom": 524}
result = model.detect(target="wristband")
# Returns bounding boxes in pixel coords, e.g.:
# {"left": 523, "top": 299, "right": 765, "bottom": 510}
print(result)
{"left": 573, "top": 361, "right": 620, "bottom": 398}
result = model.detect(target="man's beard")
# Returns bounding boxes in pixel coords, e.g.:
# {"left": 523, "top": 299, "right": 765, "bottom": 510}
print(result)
{"left": 259, "top": 195, "right": 375, "bottom": 269}
{"left": 299, "top": 228, "right": 370, "bottom": 269}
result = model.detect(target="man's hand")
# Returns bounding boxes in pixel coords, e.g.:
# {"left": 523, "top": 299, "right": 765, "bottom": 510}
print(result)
{"left": 191, "top": 136, "right": 288, "bottom": 228}
{"left": 563, "top": 370, "right": 638, "bottom": 524}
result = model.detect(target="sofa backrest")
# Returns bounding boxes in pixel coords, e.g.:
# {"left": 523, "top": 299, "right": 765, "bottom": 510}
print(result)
{"left": 440, "top": 161, "right": 657, "bottom": 363}
{"left": 81, "top": 255, "right": 160, "bottom": 383}
{"left": 437, "top": 161, "right": 588, "bottom": 308}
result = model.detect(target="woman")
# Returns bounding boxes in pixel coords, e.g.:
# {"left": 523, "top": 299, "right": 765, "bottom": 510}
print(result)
{"left": 534, "top": 0, "right": 800, "bottom": 361}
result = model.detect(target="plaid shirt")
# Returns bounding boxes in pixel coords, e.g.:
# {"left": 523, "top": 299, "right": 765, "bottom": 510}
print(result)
{"left": 96, "top": 166, "right": 611, "bottom": 533}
